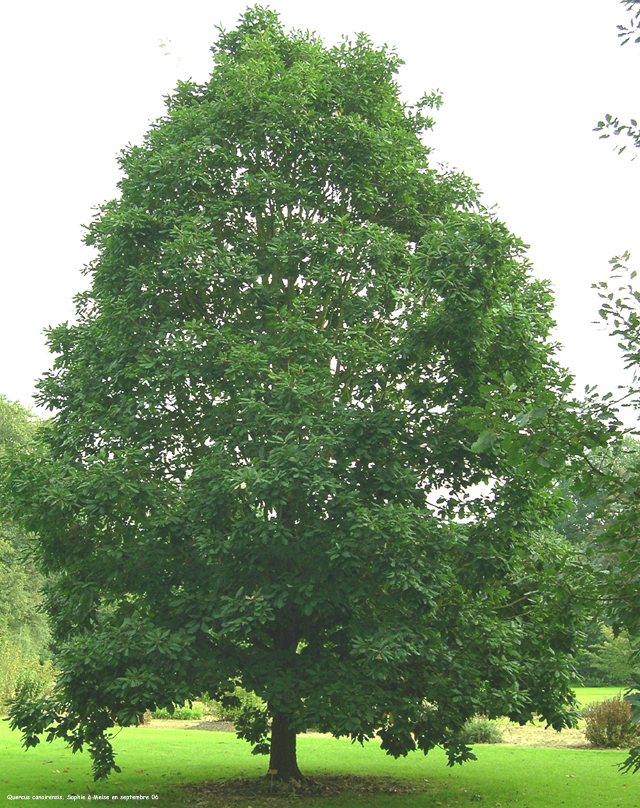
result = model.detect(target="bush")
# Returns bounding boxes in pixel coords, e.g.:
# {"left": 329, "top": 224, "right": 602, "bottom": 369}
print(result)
{"left": 149, "top": 705, "right": 203, "bottom": 720}
{"left": 201, "top": 686, "right": 266, "bottom": 723}
{"left": 0, "top": 637, "right": 56, "bottom": 713}
{"left": 459, "top": 717, "right": 503, "bottom": 744}
{"left": 584, "top": 695, "right": 640, "bottom": 748}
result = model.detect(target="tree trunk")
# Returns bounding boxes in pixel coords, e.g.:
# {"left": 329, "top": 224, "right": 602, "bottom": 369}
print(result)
{"left": 268, "top": 712, "right": 303, "bottom": 780}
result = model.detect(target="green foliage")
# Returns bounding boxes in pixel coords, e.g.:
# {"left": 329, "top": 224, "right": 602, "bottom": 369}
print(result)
{"left": 0, "top": 6, "right": 595, "bottom": 781}
{"left": 202, "top": 686, "right": 266, "bottom": 723}
{"left": 579, "top": 256, "right": 640, "bottom": 770}
{"left": 0, "top": 396, "right": 39, "bottom": 451}
{"left": 149, "top": 705, "right": 202, "bottom": 720}
{"left": 0, "top": 397, "right": 50, "bottom": 658}
{"left": 583, "top": 625, "right": 636, "bottom": 686}
{"left": 594, "top": 2, "right": 640, "bottom": 155}
{"left": 589, "top": 257, "right": 640, "bottom": 772}
{"left": 0, "top": 523, "right": 51, "bottom": 656}
{"left": 584, "top": 695, "right": 640, "bottom": 748}
{"left": 573, "top": 620, "right": 609, "bottom": 687}
{"left": 459, "top": 718, "right": 503, "bottom": 745}
{"left": 594, "top": 113, "right": 640, "bottom": 155}
{"left": 617, "top": 0, "right": 640, "bottom": 45}
{"left": 0, "top": 638, "right": 56, "bottom": 713}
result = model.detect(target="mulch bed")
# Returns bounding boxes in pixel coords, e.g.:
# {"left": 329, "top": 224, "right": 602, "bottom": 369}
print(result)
{"left": 186, "top": 720, "right": 237, "bottom": 732}
{"left": 175, "top": 774, "right": 430, "bottom": 806}
{"left": 164, "top": 718, "right": 588, "bottom": 805}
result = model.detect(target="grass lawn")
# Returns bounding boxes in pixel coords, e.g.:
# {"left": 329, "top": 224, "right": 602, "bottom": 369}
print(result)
{"left": 1, "top": 710, "right": 639, "bottom": 808}
{"left": 573, "top": 686, "right": 626, "bottom": 707}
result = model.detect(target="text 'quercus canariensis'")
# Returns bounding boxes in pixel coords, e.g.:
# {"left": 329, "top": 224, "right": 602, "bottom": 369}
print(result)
{"left": 1, "top": 5, "right": 589, "bottom": 782}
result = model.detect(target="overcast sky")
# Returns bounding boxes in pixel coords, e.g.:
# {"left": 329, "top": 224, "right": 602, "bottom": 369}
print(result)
{"left": 1, "top": 0, "right": 638, "bottom": 415}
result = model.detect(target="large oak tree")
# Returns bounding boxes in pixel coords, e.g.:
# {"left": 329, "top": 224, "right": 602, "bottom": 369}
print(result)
{"left": 2, "top": 7, "right": 590, "bottom": 781}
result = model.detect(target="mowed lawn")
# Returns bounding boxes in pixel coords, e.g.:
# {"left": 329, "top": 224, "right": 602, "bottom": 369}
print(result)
{"left": 573, "top": 686, "right": 625, "bottom": 706}
{"left": 0, "top": 688, "right": 638, "bottom": 807}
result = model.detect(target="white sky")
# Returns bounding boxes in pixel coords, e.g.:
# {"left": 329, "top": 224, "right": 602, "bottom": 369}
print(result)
{"left": 1, "top": 0, "right": 638, "bottom": 415}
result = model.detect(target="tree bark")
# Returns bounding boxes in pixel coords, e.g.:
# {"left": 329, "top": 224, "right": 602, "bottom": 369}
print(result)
{"left": 268, "top": 712, "right": 303, "bottom": 780}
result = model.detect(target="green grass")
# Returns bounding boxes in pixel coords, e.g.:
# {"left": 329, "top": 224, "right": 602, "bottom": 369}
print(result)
{"left": 0, "top": 688, "right": 637, "bottom": 806}
{"left": 1, "top": 721, "right": 638, "bottom": 807}
{"left": 573, "top": 686, "right": 626, "bottom": 706}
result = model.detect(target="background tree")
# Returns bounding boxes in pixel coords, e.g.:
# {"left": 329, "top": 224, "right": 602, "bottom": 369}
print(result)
{"left": 552, "top": 438, "right": 640, "bottom": 687}
{"left": 583, "top": 624, "right": 636, "bottom": 686}
{"left": 0, "top": 396, "right": 52, "bottom": 714}
{"left": 0, "top": 395, "right": 39, "bottom": 450}
{"left": 588, "top": 1, "right": 640, "bottom": 769}
{"left": 575, "top": 257, "right": 640, "bottom": 771}
{"left": 1, "top": 7, "right": 594, "bottom": 782}
{"left": 0, "top": 396, "right": 49, "bottom": 657}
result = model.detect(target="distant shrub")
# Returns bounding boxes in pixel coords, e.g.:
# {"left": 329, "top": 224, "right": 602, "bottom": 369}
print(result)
{"left": 200, "top": 686, "right": 266, "bottom": 722}
{"left": 460, "top": 717, "right": 503, "bottom": 744}
{"left": 150, "top": 705, "right": 203, "bottom": 720}
{"left": 0, "top": 638, "right": 56, "bottom": 713}
{"left": 584, "top": 695, "right": 640, "bottom": 748}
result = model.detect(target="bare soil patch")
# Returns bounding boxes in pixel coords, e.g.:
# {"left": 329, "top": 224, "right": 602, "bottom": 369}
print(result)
{"left": 139, "top": 718, "right": 204, "bottom": 730}
{"left": 497, "top": 721, "right": 588, "bottom": 749}
{"left": 174, "top": 719, "right": 589, "bottom": 749}
{"left": 186, "top": 720, "right": 237, "bottom": 733}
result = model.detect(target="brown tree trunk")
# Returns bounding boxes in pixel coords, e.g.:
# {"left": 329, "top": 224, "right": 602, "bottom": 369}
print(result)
{"left": 268, "top": 712, "right": 303, "bottom": 780}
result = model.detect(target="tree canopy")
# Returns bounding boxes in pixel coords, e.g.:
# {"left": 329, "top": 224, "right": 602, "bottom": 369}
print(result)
{"left": 1, "top": 6, "right": 594, "bottom": 781}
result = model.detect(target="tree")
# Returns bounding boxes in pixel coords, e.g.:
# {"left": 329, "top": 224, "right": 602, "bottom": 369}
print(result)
{"left": 590, "top": 3, "right": 640, "bottom": 769}
{"left": 0, "top": 397, "right": 52, "bottom": 715}
{"left": 595, "top": 1, "right": 640, "bottom": 155}
{"left": 584, "top": 624, "right": 636, "bottom": 686}
{"left": 0, "top": 522, "right": 50, "bottom": 656}
{"left": 1, "top": 7, "right": 593, "bottom": 781}
{"left": 0, "top": 395, "right": 39, "bottom": 450}
{"left": 577, "top": 257, "right": 640, "bottom": 772}
{"left": 0, "top": 396, "right": 49, "bottom": 657}
{"left": 552, "top": 438, "right": 640, "bottom": 688}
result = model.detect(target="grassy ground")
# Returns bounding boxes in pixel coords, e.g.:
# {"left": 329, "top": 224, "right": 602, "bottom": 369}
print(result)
{"left": 573, "top": 686, "right": 625, "bottom": 706}
{"left": 1, "top": 702, "right": 638, "bottom": 807}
